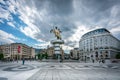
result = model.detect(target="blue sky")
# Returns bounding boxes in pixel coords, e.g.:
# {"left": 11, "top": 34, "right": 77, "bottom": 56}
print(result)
{"left": 0, "top": 0, "right": 120, "bottom": 50}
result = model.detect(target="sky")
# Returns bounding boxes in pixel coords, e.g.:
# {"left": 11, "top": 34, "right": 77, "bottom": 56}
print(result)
{"left": 0, "top": 0, "right": 120, "bottom": 51}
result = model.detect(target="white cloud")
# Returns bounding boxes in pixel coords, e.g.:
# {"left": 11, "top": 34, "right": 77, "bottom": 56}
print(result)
{"left": 0, "top": 30, "right": 18, "bottom": 43}
{"left": 1, "top": 0, "right": 120, "bottom": 50}
{"left": 34, "top": 42, "right": 50, "bottom": 49}
{"left": 7, "top": 22, "right": 16, "bottom": 28}
{"left": 0, "top": 19, "right": 4, "bottom": 23}
{"left": 1, "top": 0, "right": 46, "bottom": 43}
{"left": 0, "top": 0, "right": 17, "bottom": 22}
{"left": 21, "top": 39, "right": 27, "bottom": 41}
{"left": 110, "top": 26, "right": 120, "bottom": 33}
{"left": 0, "top": 7, "right": 12, "bottom": 21}
{"left": 110, "top": 5, "right": 120, "bottom": 18}
{"left": 108, "top": 20, "right": 120, "bottom": 27}
{"left": 20, "top": 24, "right": 41, "bottom": 40}
{"left": 0, "top": 0, "right": 6, "bottom": 5}
{"left": 61, "top": 44, "right": 73, "bottom": 50}
{"left": 8, "top": 1, "right": 18, "bottom": 14}
{"left": 34, "top": 41, "right": 73, "bottom": 52}
{"left": 12, "top": 0, "right": 44, "bottom": 42}
{"left": 67, "top": 25, "right": 89, "bottom": 43}
{"left": 64, "top": 25, "right": 88, "bottom": 48}
{"left": 65, "top": 25, "right": 104, "bottom": 48}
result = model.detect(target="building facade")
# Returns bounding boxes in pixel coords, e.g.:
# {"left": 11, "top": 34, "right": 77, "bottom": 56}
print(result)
{"left": 47, "top": 46, "right": 64, "bottom": 59}
{"left": 79, "top": 28, "right": 120, "bottom": 62}
{"left": 0, "top": 43, "right": 35, "bottom": 60}
{"left": 70, "top": 48, "right": 80, "bottom": 60}
{"left": 47, "top": 47, "right": 54, "bottom": 58}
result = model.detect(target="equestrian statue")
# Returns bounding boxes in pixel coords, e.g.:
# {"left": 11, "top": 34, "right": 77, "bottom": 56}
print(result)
{"left": 50, "top": 26, "right": 62, "bottom": 40}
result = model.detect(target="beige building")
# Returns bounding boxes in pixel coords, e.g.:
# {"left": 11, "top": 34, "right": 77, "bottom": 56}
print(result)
{"left": 30, "top": 47, "right": 35, "bottom": 59}
{"left": 0, "top": 46, "right": 3, "bottom": 53}
{"left": 47, "top": 47, "right": 54, "bottom": 58}
{"left": 0, "top": 44, "right": 11, "bottom": 59}
{"left": 0, "top": 43, "right": 35, "bottom": 60}
{"left": 47, "top": 46, "right": 64, "bottom": 59}
{"left": 70, "top": 48, "right": 80, "bottom": 59}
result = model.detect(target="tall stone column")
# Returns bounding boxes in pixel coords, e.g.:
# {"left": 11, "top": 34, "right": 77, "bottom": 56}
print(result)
{"left": 51, "top": 40, "right": 64, "bottom": 62}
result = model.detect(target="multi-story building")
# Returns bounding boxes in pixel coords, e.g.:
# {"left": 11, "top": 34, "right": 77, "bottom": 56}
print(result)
{"left": 70, "top": 48, "right": 80, "bottom": 59}
{"left": 79, "top": 28, "right": 120, "bottom": 62}
{"left": 30, "top": 47, "right": 35, "bottom": 59}
{"left": 47, "top": 46, "right": 64, "bottom": 59}
{"left": 0, "top": 44, "right": 11, "bottom": 59}
{"left": 47, "top": 47, "right": 54, "bottom": 58}
{"left": 0, "top": 43, "right": 35, "bottom": 60}
{"left": 0, "top": 45, "right": 3, "bottom": 53}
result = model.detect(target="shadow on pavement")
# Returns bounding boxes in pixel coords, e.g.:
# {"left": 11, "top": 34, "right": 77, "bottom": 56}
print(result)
{"left": 0, "top": 77, "right": 8, "bottom": 80}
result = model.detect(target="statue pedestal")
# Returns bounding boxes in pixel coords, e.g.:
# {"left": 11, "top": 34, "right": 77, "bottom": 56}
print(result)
{"left": 51, "top": 40, "right": 64, "bottom": 62}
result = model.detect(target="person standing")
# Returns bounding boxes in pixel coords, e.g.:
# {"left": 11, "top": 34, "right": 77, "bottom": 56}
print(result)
{"left": 22, "top": 58, "right": 25, "bottom": 65}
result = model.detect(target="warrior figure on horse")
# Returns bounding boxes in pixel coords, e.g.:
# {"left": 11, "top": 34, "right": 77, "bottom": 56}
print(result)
{"left": 50, "top": 27, "right": 62, "bottom": 40}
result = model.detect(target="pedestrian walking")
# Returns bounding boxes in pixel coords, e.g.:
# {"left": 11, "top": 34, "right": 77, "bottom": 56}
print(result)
{"left": 22, "top": 58, "right": 25, "bottom": 65}
{"left": 92, "top": 59, "right": 94, "bottom": 63}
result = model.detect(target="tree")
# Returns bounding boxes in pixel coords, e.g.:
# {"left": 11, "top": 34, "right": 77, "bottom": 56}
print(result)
{"left": 38, "top": 53, "right": 42, "bottom": 60}
{"left": 44, "top": 52, "right": 48, "bottom": 59}
{"left": 116, "top": 53, "right": 120, "bottom": 59}
{"left": 37, "top": 52, "right": 48, "bottom": 60}
{"left": 0, "top": 53, "right": 4, "bottom": 60}
{"left": 42, "top": 53, "right": 45, "bottom": 59}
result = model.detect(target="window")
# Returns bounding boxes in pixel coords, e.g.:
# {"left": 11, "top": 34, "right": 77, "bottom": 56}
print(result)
{"left": 105, "top": 55, "right": 108, "bottom": 58}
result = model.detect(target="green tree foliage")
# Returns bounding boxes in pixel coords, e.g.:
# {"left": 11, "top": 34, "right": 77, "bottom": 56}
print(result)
{"left": 37, "top": 52, "right": 48, "bottom": 60}
{"left": 37, "top": 53, "right": 42, "bottom": 60}
{"left": 0, "top": 52, "right": 4, "bottom": 60}
{"left": 116, "top": 53, "right": 120, "bottom": 59}
{"left": 44, "top": 52, "right": 48, "bottom": 59}
{"left": 42, "top": 54, "right": 45, "bottom": 58}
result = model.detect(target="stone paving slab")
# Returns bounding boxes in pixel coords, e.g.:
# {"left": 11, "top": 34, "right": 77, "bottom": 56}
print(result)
{"left": 0, "top": 62, "right": 120, "bottom": 80}
{"left": 27, "top": 63, "right": 120, "bottom": 80}
{"left": 27, "top": 69, "right": 120, "bottom": 80}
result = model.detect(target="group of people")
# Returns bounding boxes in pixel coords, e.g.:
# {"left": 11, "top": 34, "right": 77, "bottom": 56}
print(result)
{"left": 92, "top": 59, "right": 105, "bottom": 63}
{"left": 0, "top": 58, "right": 37, "bottom": 65}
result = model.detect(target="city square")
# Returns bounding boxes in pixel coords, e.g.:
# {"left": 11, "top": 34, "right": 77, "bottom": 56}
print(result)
{"left": 0, "top": 61, "right": 120, "bottom": 80}
{"left": 0, "top": 0, "right": 120, "bottom": 80}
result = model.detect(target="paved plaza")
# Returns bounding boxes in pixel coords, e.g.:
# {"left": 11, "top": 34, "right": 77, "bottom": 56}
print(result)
{"left": 0, "top": 61, "right": 120, "bottom": 80}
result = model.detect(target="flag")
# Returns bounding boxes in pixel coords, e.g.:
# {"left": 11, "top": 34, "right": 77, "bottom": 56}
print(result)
{"left": 18, "top": 45, "right": 21, "bottom": 53}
